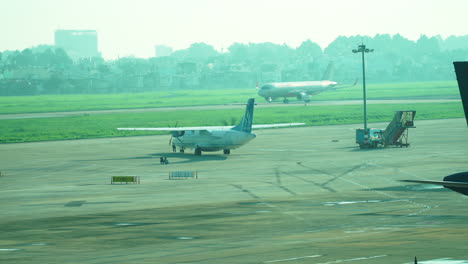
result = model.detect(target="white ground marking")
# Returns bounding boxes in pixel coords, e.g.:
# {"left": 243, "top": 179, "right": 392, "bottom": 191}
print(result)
{"left": 264, "top": 254, "right": 322, "bottom": 263}
{"left": 339, "top": 162, "right": 434, "bottom": 217}
{"left": 316, "top": 255, "right": 387, "bottom": 263}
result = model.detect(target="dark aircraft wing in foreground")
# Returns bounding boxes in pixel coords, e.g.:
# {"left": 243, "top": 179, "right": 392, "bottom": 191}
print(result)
{"left": 400, "top": 172, "right": 468, "bottom": 196}
{"left": 401, "top": 62, "right": 468, "bottom": 196}
{"left": 454, "top": 61, "right": 468, "bottom": 126}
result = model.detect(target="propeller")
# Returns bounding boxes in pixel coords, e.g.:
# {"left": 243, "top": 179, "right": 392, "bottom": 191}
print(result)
{"left": 168, "top": 121, "right": 179, "bottom": 145}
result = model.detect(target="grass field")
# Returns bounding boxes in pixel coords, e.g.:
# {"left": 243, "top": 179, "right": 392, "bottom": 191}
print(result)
{"left": 0, "top": 81, "right": 459, "bottom": 114}
{"left": 0, "top": 102, "right": 463, "bottom": 143}
{"left": 0, "top": 80, "right": 463, "bottom": 143}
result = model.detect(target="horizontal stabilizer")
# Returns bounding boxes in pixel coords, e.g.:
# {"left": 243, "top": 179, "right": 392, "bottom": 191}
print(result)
{"left": 332, "top": 79, "right": 358, "bottom": 90}
{"left": 399, "top": 179, "right": 468, "bottom": 188}
{"left": 117, "top": 123, "right": 305, "bottom": 132}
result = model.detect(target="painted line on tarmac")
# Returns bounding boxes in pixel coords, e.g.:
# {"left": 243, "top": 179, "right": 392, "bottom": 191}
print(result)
{"left": 315, "top": 255, "right": 387, "bottom": 263}
{"left": 337, "top": 162, "right": 434, "bottom": 217}
{"left": 264, "top": 254, "right": 322, "bottom": 263}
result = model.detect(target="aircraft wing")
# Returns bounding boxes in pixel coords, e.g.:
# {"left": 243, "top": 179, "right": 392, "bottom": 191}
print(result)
{"left": 399, "top": 179, "right": 468, "bottom": 188}
{"left": 118, "top": 123, "right": 305, "bottom": 131}
{"left": 117, "top": 126, "right": 231, "bottom": 131}
{"left": 252, "top": 123, "right": 306, "bottom": 129}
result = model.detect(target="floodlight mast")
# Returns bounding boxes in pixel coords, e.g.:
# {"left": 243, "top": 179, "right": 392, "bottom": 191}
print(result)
{"left": 352, "top": 44, "right": 374, "bottom": 130}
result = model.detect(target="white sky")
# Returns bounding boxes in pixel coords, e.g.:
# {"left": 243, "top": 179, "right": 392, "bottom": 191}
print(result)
{"left": 1, "top": 0, "right": 467, "bottom": 59}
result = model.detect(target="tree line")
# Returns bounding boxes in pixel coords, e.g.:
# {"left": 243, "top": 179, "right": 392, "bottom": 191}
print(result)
{"left": 0, "top": 34, "right": 467, "bottom": 96}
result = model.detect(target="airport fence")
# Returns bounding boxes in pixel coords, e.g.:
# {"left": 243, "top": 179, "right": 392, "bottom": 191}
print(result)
{"left": 169, "top": 171, "right": 198, "bottom": 180}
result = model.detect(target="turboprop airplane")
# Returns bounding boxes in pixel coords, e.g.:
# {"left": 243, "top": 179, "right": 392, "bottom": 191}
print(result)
{"left": 257, "top": 63, "right": 357, "bottom": 104}
{"left": 400, "top": 61, "right": 468, "bottom": 196}
{"left": 118, "top": 98, "right": 305, "bottom": 155}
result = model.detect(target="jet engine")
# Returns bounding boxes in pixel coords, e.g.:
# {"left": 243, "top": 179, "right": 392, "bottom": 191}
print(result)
{"left": 170, "top": 131, "right": 185, "bottom": 137}
{"left": 296, "top": 92, "right": 311, "bottom": 102}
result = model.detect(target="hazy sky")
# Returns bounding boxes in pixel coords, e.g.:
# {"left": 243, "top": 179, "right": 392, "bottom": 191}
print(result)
{"left": 1, "top": 0, "right": 467, "bottom": 59}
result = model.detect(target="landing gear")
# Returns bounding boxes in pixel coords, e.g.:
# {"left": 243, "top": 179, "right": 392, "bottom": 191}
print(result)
{"left": 180, "top": 148, "right": 185, "bottom": 153}
{"left": 283, "top": 98, "right": 289, "bottom": 104}
{"left": 172, "top": 144, "right": 176, "bottom": 152}
{"left": 194, "top": 147, "right": 202, "bottom": 156}
{"left": 266, "top": 97, "right": 273, "bottom": 103}
{"left": 223, "top": 149, "right": 231, "bottom": 154}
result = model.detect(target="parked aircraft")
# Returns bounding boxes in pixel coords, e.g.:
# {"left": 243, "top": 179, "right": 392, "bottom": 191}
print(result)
{"left": 257, "top": 63, "right": 357, "bottom": 103}
{"left": 400, "top": 61, "right": 468, "bottom": 196}
{"left": 118, "top": 98, "right": 305, "bottom": 155}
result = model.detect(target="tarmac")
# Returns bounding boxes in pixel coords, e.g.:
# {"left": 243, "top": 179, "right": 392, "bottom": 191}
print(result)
{"left": 1, "top": 118, "right": 468, "bottom": 264}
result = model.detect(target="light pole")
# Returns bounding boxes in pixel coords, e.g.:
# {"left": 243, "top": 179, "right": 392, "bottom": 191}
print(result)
{"left": 352, "top": 44, "right": 373, "bottom": 130}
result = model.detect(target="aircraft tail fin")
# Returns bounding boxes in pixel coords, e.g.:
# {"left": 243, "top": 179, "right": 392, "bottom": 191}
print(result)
{"left": 454, "top": 61, "right": 468, "bottom": 126}
{"left": 321, "top": 62, "right": 335, "bottom": 80}
{"left": 232, "top": 98, "right": 254, "bottom": 133}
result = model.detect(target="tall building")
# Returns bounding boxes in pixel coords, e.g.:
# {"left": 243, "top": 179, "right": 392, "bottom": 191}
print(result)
{"left": 54, "top": 30, "right": 101, "bottom": 60}
{"left": 154, "top": 45, "right": 173, "bottom": 57}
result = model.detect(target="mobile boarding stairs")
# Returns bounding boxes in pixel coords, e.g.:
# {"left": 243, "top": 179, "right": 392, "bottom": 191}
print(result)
{"left": 356, "top": 110, "right": 416, "bottom": 149}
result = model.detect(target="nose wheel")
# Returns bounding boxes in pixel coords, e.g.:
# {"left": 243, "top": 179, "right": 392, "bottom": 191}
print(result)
{"left": 223, "top": 149, "right": 231, "bottom": 154}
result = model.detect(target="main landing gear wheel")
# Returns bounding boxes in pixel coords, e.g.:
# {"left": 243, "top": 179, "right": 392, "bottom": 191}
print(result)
{"left": 180, "top": 148, "right": 185, "bottom": 153}
{"left": 194, "top": 148, "right": 202, "bottom": 156}
{"left": 223, "top": 149, "right": 231, "bottom": 154}
{"left": 283, "top": 98, "right": 289, "bottom": 104}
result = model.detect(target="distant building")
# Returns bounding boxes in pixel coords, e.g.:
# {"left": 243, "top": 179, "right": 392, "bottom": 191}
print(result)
{"left": 154, "top": 45, "right": 173, "bottom": 57}
{"left": 54, "top": 30, "right": 101, "bottom": 60}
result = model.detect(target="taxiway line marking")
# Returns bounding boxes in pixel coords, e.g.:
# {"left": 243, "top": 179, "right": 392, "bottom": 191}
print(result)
{"left": 316, "top": 254, "right": 387, "bottom": 263}
{"left": 264, "top": 254, "right": 322, "bottom": 263}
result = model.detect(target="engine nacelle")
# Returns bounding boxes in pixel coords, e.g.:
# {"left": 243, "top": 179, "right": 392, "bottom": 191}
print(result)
{"left": 170, "top": 131, "right": 185, "bottom": 137}
{"left": 296, "top": 93, "right": 310, "bottom": 102}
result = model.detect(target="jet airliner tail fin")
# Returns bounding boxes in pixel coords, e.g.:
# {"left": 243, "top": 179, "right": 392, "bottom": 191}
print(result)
{"left": 232, "top": 98, "right": 254, "bottom": 133}
{"left": 321, "top": 62, "right": 335, "bottom": 80}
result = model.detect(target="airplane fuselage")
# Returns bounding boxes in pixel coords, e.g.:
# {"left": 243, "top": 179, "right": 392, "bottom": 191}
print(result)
{"left": 172, "top": 129, "right": 256, "bottom": 152}
{"left": 258, "top": 81, "right": 337, "bottom": 102}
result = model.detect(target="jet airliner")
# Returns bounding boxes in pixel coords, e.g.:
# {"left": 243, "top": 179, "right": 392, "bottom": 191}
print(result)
{"left": 118, "top": 98, "right": 304, "bottom": 155}
{"left": 257, "top": 63, "right": 357, "bottom": 103}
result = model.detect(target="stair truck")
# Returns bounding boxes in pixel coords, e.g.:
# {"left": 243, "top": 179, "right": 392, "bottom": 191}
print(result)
{"left": 356, "top": 110, "right": 416, "bottom": 149}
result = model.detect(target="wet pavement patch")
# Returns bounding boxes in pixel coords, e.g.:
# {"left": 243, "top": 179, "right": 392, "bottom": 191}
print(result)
{"left": 64, "top": 200, "right": 86, "bottom": 207}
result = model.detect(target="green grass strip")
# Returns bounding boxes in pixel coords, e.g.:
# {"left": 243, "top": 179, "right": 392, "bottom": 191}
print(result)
{"left": 0, "top": 102, "right": 463, "bottom": 143}
{"left": 0, "top": 81, "right": 459, "bottom": 114}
